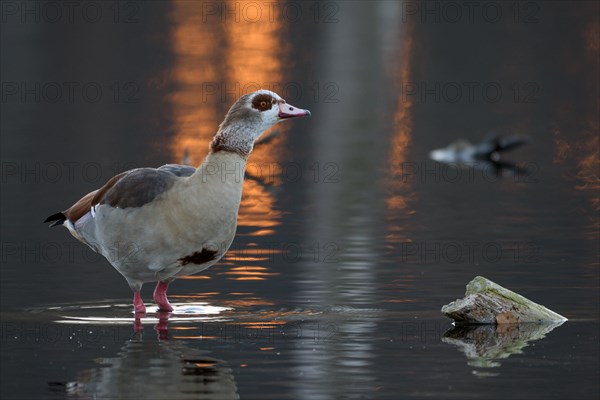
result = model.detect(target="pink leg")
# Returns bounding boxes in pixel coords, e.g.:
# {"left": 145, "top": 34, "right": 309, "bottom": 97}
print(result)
{"left": 153, "top": 281, "right": 174, "bottom": 312}
{"left": 155, "top": 311, "right": 170, "bottom": 340}
{"left": 133, "top": 291, "right": 146, "bottom": 314}
{"left": 133, "top": 316, "right": 144, "bottom": 333}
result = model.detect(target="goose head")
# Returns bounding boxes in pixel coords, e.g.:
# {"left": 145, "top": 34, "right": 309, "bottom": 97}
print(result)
{"left": 212, "top": 90, "right": 311, "bottom": 157}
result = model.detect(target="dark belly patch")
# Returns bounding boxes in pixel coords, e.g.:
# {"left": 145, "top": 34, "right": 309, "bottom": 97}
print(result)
{"left": 178, "top": 249, "right": 218, "bottom": 265}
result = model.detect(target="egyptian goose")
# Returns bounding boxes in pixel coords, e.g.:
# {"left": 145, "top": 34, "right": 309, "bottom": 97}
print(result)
{"left": 44, "top": 90, "right": 310, "bottom": 313}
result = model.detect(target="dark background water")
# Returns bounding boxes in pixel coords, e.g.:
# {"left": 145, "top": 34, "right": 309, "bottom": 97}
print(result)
{"left": 1, "top": 1, "right": 598, "bottom": 399}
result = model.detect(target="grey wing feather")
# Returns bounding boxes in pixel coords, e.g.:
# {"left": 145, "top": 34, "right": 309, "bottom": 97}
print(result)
{"left": 158, "top": 164, "right": 197, "bottom": 177}
{"left": 100, "top": 168, "right": 179, "bottom": 209}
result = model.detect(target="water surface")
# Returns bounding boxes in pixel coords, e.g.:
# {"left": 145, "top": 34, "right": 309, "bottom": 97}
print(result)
{"left": 1, "top": 1, "right": 598, "bottom": 399}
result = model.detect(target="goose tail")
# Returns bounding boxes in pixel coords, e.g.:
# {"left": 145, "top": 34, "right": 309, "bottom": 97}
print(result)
{"left": 44, "top": 212, "right": 66, "bottom": 227}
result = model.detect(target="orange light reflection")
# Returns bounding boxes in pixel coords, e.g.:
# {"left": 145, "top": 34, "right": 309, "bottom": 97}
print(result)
{"left": 230, "top": 277, "right": 266, "bottom": 281}
{"left": 168, "top": 1, "right": 222, "bottom": 165}
{"left": 180, "top": 275, "right": 211, "bottom": 280}
{"left": 168, "top": 0, "right": 287, "bottom": 284}
{"left": 220, "top": 271, "right": 279, "bottom": 276}
{"left": 172, "top": 336, "right": 217, "bottom": 340}
{"left": 386, "top": 22, "right": 417, "bottom": 243}
{"left": 223, "top": 298, "right": 275, "bottom": 307}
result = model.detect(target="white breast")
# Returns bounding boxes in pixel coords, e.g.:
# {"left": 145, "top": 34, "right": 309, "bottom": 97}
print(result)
{"left": 86, "top": 152, "right": 247, "bottom": 284}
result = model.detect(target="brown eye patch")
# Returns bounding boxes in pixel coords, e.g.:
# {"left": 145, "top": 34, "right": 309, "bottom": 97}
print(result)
{"left": 252, "top": 93, "right": 274, "bottom": 112}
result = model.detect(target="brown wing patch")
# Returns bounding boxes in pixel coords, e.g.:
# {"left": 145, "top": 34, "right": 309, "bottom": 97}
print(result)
{"left": 251, "top": 93, "right": 274, "bottom": 112}
{"left": 63, "top": 171, "right": 128, "bottom": 222}
{"left": 63, "top": 168, "right": 178, "bottom": 222}
{"left": 91, "top": 171, "right": 130, "bottom": 208}
{"left": 178, "top": 249, "right": 218, "bottom": 265}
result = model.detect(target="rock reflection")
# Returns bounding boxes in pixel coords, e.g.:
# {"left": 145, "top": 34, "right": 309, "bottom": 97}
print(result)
{"left": 64, "top": 322, "right": 239, "bottom": 399}
{"left": 442, "top": 322, "right": 565, "bottom": 372}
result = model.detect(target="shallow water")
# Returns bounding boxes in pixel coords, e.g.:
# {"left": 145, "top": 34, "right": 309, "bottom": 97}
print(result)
{"left": 1, "top": 1, "right": 599, "bottom": 399}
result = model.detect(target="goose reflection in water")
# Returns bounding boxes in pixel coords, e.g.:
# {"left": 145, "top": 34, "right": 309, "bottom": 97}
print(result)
{"left": 57, "top": 315, "right": 239, "bottom": 400}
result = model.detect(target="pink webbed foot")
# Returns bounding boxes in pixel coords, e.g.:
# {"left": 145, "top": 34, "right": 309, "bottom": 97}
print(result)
{"left": 133, "top": 291, "right": 147, "bottom": 314}
{"left": 153, "top": 281, "right": 174, "bottom": 312}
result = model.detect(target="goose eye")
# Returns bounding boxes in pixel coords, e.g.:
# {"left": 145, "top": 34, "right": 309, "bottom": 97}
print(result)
{"left": 252, "top": 94, "right": 274, "bottom": 111}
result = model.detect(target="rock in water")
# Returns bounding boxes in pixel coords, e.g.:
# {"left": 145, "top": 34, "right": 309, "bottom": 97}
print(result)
{"left": 441, "top": 276, "right": 568, "bottom": 325}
